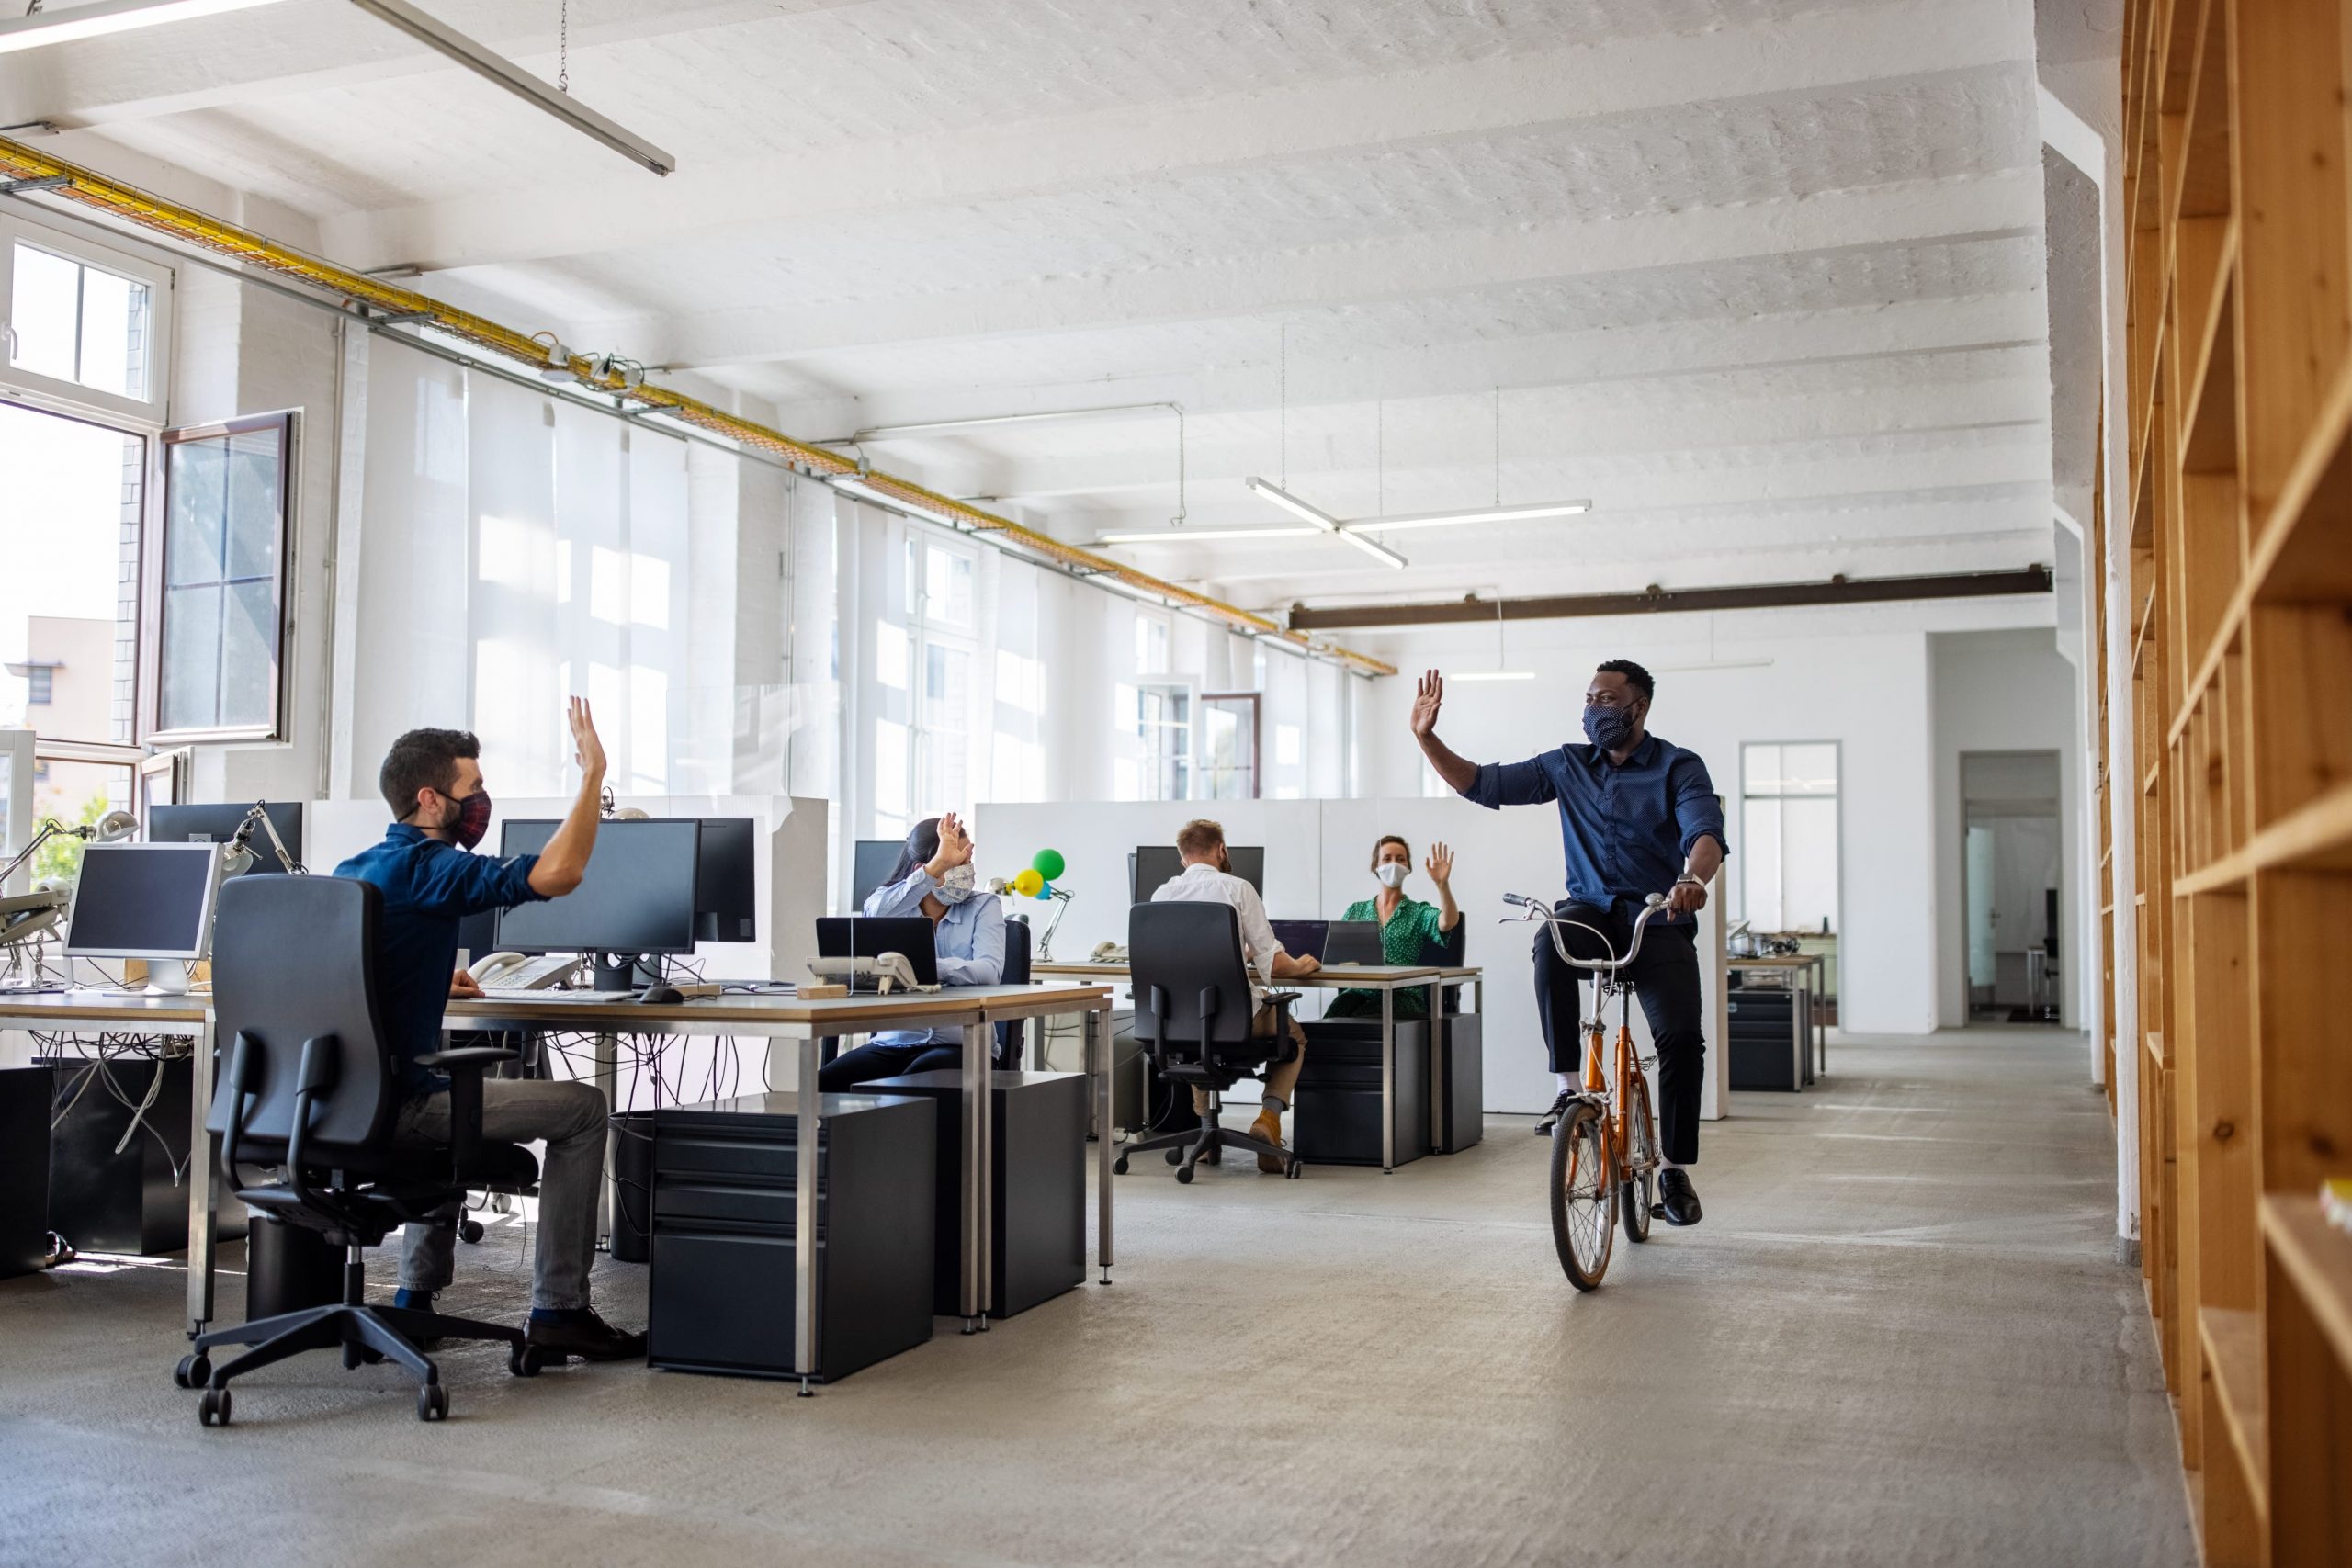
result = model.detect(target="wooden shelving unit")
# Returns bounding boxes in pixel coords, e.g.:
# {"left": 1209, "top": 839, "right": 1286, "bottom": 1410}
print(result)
{"left": 2120, "top": 3, "right": 2352, "bottom": 1562}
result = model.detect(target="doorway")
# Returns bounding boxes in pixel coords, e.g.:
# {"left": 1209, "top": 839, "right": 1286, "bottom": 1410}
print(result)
{"left": 1961, "top": 751, "right": 2063, "bottom": 1024}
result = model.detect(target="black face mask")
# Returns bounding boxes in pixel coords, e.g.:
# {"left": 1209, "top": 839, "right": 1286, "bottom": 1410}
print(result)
{"left": 441, "top": 788, "right": 492, "bottom": 850}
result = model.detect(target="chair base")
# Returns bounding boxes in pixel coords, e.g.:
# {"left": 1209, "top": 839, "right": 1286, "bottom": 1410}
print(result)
{"left": 178, "top": 1301, "right": 531, "bottom": 1425}
{"left": 1116, "top": 1109, "right": 1303, "bottom": 1181}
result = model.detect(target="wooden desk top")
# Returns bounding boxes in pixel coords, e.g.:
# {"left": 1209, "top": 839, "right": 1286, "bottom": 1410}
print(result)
{"left": 1726, "top": 954, "right": 1821, "bottom": 970}
{"left": 1032, "top": 962, "right": 1477, "bottom": 989}
{"left": 0, "top": 988, "right": 209, "bottom": 1026}
{"left": 447, "top": 980, "right": 1113, "bottom": 1032}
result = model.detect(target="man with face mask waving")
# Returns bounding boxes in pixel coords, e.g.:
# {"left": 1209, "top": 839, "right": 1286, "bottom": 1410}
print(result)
{"left": 818, "top": 811, "right": 1007, "bottom": 1090}
{"left": 1410, "top": 660, "right": 1726, "bottom": 1226}
{"left": 335, "top": 699, "right": 648, "bottom": 1361}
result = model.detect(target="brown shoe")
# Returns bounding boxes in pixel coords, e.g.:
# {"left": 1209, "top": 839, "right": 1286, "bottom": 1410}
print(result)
{"left": 1251, "top": 1110, "right": 1287, "bottom": 1174}
{"left": 525, "top": 1309, "right": 647, "bottom": 1364}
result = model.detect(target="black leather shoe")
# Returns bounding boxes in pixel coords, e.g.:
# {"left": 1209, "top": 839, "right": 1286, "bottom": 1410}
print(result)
{"left": 1657, "top": 1168, "right": 1703, "bottom": 1226}
{"left": 1534, "top": 1091, "right": 1575, "bottom": 1134}
{"left": 525, "top": 1310, "right": 647, "bottom": 1363}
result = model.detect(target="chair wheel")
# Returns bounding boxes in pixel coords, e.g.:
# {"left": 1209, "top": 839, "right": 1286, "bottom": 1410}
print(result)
{"left": 417, "top": 1382, "right": 449, "bottom": 1422}
{"left": 509, "top": 1342, "right": 544, "bottom": 1377}
{"left": 198, "top": 1386, "right": 230, "bottom": 1427}
{"left": 1164, "top": 1148, "right": 1183, "bottom": 1166}
{"left": 1112, "top": 1156, "right": 1129, "bottom": 1176}
{"left": 1175, "top": 1165, "right": 1194, "bottom": 1184}
{"left": 458, "top": 1219, "right": 485, "bottom": 1245}
{"left": 174, "top": 1352, "right": 210, "bottom": 1390}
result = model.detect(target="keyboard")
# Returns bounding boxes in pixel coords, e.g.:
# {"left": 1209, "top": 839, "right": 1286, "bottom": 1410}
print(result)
{"left": 476, "top": 987, "right": 639, "bottom": 1002}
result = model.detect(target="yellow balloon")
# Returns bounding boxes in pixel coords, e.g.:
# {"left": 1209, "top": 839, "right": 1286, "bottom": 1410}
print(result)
{"left": 1012, "top": 868, "right": 1045, "bottom": 897}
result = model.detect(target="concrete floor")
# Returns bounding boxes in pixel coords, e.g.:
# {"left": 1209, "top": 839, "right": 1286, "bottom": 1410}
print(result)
{"left": 1, "top": 1028, "right": 2193, "bottom": 1568}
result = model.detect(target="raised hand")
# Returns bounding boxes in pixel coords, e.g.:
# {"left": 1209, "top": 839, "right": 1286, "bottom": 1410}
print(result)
{"left": 567, "top": 696, "right": 606, "bottom": 779}
{"left": 1409, "top": 670, "right": 1444, "bottom": 739}
{"left": 1424, "top": 840, "right": 1454, "bottom": 887}
{"left": 933, "top": 810, "right": 975, "bottom": 870}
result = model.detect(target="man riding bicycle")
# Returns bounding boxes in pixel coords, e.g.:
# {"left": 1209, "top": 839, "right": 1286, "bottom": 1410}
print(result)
{"left": 1410, "top": 658, "right": 1726, "bottom": 1227}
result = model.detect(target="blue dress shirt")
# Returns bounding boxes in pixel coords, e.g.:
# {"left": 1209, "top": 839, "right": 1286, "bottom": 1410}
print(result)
{"left": 335, "top": 823, "right": 546, "bottom": 1096}
{"left": 1463, "top": 732, "right": 1729, "bottom": 923}
{"left": 860, "top": 867, "right": 1006, "bottom": 1047}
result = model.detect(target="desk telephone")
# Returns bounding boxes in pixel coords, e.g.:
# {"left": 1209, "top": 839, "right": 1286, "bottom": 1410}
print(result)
{"left": 1089, "top": 942, "right": 1128, "bottom": 964}
{"left": 807, "top": 952, "right": 938, "bottom": 995}
{"left": 470, "top": 952, "right": 581, "bottom": 991}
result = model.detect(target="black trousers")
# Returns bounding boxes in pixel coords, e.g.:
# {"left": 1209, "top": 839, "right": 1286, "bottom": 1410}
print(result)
{"left": 1532, "top": 900, "right": 1705, "bottom": 1166}
{"left": 818, "top": 1038, "right": 963, "bottom": 1092}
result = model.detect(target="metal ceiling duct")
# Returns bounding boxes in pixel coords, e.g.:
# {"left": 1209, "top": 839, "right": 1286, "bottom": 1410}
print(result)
{"left": 0, "top": 134, "right": 1396, "bottom": 677}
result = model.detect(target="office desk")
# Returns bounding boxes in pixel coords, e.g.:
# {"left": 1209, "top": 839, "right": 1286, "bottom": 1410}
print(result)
{"left": 0, "top": 991, "right": 213, "bottom": 1336}
{"left": 1033, "top": 963, "right": 1482, "bottom": 1173}
{"left": 449, "top": 981, "right": 1114, "bottom": 1392}
{"left": 1728, "top": 954, "right": 1826, "bottom": 1076}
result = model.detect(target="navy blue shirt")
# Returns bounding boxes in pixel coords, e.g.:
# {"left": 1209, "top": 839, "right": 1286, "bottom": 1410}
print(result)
{"left": 335, "top": 824, "right": 545, "bottom": 1097}
{"left": 1463, "top": 732, "right": 1728, "bottom": 923}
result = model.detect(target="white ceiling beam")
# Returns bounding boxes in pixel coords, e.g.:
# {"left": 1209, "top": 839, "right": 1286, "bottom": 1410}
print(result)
{"left": 309, "top": 0, "right": 2030, "bottom": 274}
{"left": 606, "top": 171, "right": 2042, "bottom": 370}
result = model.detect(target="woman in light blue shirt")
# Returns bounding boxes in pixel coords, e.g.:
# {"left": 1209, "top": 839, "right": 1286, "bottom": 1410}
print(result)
{"left": 817, "top": 811, "right": 1005, "bottom": 1090}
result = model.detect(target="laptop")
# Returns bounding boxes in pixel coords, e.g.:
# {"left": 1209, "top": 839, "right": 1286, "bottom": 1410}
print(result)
{"left": 814, "top": 917, "right": 941, "bottom": 990}
{"left": 1321, "top": 920, "right": 1386, "bottom": 966}
{"left": 1269, "top": 919, "right": 1329, "bottom": 962}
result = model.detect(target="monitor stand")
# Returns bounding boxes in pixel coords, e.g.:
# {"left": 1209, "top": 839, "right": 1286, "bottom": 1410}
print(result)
{"left": 139, "top": 958, "right": 193, "bottom": 997}
{"left": 593, "top": 953, "right": 662, "bottom": 992}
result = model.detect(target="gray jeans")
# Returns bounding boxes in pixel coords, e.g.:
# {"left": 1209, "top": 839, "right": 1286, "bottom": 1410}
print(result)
{"left": 393, "top": 1078, "right": 606, "bottom": 1313}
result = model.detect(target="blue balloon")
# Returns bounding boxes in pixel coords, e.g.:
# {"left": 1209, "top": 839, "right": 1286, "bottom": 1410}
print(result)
{"left": 1034, "top": 880, "right": 1054, "bottom": 900}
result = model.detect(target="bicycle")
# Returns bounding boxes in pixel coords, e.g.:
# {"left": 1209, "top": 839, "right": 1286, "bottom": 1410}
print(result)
{"left": 1501, "top": 890, "right": 1668, "bottom": 1291}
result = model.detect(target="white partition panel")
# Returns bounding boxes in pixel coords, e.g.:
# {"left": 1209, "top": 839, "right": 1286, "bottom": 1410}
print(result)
{"left": 977, "top": 796, "right": 1724, "bottom": 1118}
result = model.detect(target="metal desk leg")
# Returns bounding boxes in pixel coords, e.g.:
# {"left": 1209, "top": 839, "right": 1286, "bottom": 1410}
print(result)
{"left": 961, "top": 1021, "right": 990, "bottom": 1332}
{"left": 1380, "top": 987, "right": 1396, "bottom": 1174}
{"left": 1090, "top": 1007, "right": 1112, "bottom": 1284}
{"left": 185, "top": 1019, "right": 217, "bottom": 1338}
{"left": 794, "top": 1030, "right": 819, "bottom": 1395}
{"left": 594, "top": 1030, "right": 617, "bottom": 1247}
{"left": 1427, "top": 980, "right": 1445, "bottom": 1156}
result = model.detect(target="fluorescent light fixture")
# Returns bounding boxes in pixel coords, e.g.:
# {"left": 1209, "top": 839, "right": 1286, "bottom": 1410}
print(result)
{"left": 345, "top": 0, "right": 677, "bottom": 176}
{"left": 1341, "top": 499, "right": 1590, "bottom": 534}
{"left": 1337, "top": 529, "right": 1408, "bottom": 570}
{"left": 1449, "top": 670, "right": 1536, "bottom": 682}
{"left": 1096, "top": 526, "right": 1321, "bottom": 545}
{"left": 0, "top": 0, "right": 290, "bottom": 53}
{"left": 1244, "top": 477, "right": 1341, "bottom": 532}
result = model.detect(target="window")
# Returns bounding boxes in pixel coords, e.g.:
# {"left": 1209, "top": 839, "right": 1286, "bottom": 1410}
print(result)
{"left": 879, "top": 529, "right": 979, "bottom": 825}
{"left": 23, "top": 666, "right": 52, "bottom": 705}
{"left": 149, "top": 412, "right": 294, "bottom": 740}
{"left": 1740, "top": 742, "right": 1838, "bottom": 933}
{"left": 0, "top": 219, "right": 172, "bottom": 425}
{"left": 1199, "top": 692, "right": 1259, "bottom": 799}
{"left": 0, "top": 398, "right": 142, "bottom": 752}
{"left": 1133, "top": 680, "right": 1192, "bottom": 801}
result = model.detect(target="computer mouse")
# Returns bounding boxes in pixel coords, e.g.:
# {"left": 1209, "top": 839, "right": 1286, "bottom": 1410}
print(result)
{"left": 636, "top": 983, "right": 685, "bottom": 1006}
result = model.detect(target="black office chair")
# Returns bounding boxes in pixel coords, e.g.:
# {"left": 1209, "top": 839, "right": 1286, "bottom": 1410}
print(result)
{"left": 173, "top": 875, "right": 547, "bottom": 1427}
{"left": 996, "top": 914, "right": 1032, "bottom": 1068}
{"left": 1114, "top": 901, "right": 1305, "bottom": 1182}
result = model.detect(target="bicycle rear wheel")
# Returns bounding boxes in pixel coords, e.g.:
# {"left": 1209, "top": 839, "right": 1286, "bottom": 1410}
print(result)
{"left": 1621, "top": 1074, "right": 1657, "bottom": 1244}
{"left": 1550, "top": 1099, "right": 1613, "bottom": 1290}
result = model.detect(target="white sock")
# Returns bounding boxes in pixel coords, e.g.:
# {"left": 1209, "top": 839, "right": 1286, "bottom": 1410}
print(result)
{"left": 1555, "top": 1072, "right": 1577, "bottom": 1093}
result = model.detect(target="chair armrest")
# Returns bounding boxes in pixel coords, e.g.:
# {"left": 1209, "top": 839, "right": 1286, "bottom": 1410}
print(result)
{"left": 413, "top": 1047, "right": 521, "bottom": 1180}
{"left": 1266, "top": 992, "right": 1301, "bottom": 1061}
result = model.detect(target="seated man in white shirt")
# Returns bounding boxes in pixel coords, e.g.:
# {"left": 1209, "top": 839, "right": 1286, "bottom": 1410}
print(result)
{"left": 1148, "top": 818, "right": 1321, "bottom": 1171}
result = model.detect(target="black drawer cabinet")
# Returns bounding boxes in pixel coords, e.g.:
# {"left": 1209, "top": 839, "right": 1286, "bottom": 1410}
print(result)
{"left": 0, "top": 1066, "right": 52, "bottom": 1280}
{"left": 862, "top": 1070, "right": 1087, "bottom": 1320}
{"left": 1433, "top": 1013, "right": 1484, "bottom": 1154}
{"left": 1726, "top": 990, "right": 1806, "bottom": 1092}
{"left": 647, "top": 1091, "right": 935, "bottom": 1383}
{"left": 1294, "top": 1021, "right": 1430, "bottom": 1167}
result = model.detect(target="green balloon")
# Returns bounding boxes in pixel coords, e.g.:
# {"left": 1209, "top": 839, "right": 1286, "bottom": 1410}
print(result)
{"left": 1032, "top": 848, "right": 1066, "bottom": 881}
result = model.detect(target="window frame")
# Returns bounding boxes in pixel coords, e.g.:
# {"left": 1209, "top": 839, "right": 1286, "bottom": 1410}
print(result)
{"left": 1737, "top": 739, "right": 1842, "bottom": 934}
{"left": 1198, "top": 690, "right": 1261, "bottom": 800}
{"left": 0, "top": 215, "right": 174, "bottom": 429}
{"left": 142, "top": 409, "right": 299, "bottom": 745}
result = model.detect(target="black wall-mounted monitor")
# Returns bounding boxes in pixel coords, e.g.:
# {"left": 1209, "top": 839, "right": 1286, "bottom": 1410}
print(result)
{"left": 492, "top": 818, "right": 702, "bottom": 957}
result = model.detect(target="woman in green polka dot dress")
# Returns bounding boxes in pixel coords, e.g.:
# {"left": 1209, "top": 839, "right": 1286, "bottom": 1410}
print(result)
{"left": 1326, "top": 834, "right": 1460, "bottom": 1019}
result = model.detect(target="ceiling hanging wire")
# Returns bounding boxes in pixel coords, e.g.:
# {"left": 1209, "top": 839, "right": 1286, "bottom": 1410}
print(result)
{"left": 1493, "top": 384, "right": 1502, "bottom": 507}
{"left": 556, "top": 0, "right": 569, "bottom": 94}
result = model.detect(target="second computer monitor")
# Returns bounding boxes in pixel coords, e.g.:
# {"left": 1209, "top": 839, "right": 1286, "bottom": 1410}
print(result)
{"left": 1130, "top": 843, "right": 1263, "bottom": 902}
{"left": 148, "top": 802, "right": 304, "bottom": 875}
{"left": 493, "top": 818, "right": 702, "bottom": 956}
{"left": 691, "top": 818, "right": 757, "bottom": 943}
{"left": 851, "top": 838, "right": 904, "bottom": 911}
{"left": 62, "top": 840, "right": 221, "bottom": 959}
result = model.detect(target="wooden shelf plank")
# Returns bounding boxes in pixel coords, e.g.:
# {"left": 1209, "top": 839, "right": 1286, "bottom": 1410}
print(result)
{"left": 2179, "top": 247, "right": 2237, "bottom": 474}
{"left": 2262, "top": 1195, "right": 2352, "bottom": 1376}
{"left": 2145, "top": 1030, "right": 2165, "bottom": 1066}
{"left": 2199, "top": 1306, "right": 2269, "bottom": 1520}
{"left": 2174, "top": 779, "right": 2352, "bottom": 893}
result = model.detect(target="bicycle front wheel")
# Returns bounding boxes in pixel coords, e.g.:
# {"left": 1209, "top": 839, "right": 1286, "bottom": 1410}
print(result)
{"left": 1550, "top": 1099, "right": 1614, "bottom": 1291}
{"left": 1621, "top": 1073, "right": 1657, "bottom": 1244}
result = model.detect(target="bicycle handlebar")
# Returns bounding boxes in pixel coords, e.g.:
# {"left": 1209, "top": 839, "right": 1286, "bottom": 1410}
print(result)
{"left": 1499, "top": 890, "right": 1668, "bottom": 973}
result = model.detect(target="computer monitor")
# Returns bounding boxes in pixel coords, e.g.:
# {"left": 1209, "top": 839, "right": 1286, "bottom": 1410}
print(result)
{"left": 1130, "top": 843, "right": 1263, "bottom": 902}
{"left": 149, "top": 802, "right": 304, "bottom": 875}
{"left": 492, "top": 818, "right": 702, "bottom": 962}
{"left": 62, "top": 840, "right": 222, "bottom": 994}
{"left": 851, "top": 838, "right": 904, "bottom": 911}
{"left": 690, "top": 818, "right": 757, "bottom": 943}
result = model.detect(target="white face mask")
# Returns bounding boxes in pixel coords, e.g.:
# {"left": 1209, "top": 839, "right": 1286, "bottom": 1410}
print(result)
{"left": 937, "top": 863, "right": 978, "bottom": 904}
{"left": 1375, "top": 863, "right": 1408, "bottom": 890}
